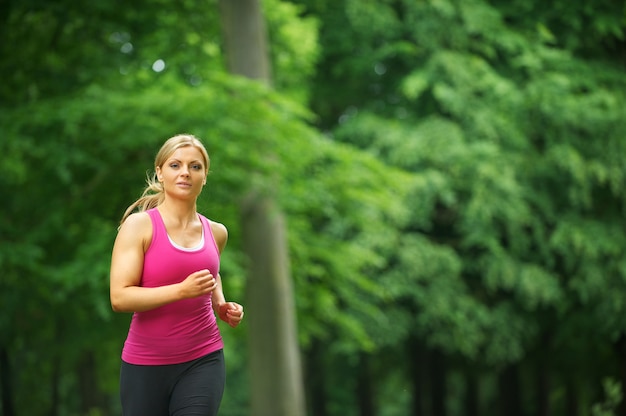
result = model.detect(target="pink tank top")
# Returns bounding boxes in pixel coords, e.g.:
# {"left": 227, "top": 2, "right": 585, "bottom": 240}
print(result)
{"left": 121, "top": 208, "right": 224, "bottom": 365}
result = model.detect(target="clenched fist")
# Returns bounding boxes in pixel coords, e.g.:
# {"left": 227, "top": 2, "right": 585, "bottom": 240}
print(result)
{"left": 179, "top": 269, "right": 217, "bottom": 299}
{"left": 217, "top": 302, "right": 244, "bottom": 328}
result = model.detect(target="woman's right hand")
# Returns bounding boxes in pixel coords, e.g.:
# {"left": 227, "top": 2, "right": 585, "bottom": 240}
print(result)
{"left": 179, "top": 269, "right": 217, "bottom": 299}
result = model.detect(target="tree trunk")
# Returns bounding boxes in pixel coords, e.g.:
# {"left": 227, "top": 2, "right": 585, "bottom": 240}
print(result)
{"left": 615, "top": 334, "right": 626, "bottom": 416}
{"left": 536, "top": 362, "right": 550, "bottom": 416}
{"left": 0, "top": 347, "right": 14, "bottom": 416}
{"left": 430, "top": 349, "right": 447, "bottom": 416}
{"left": 356, "top": 352, "right": 375, "bottom": 416}
{"left": 240, "top": 195, "right": 305, "bottom": 416}
{"left": 50, "top": 356, "right": 60, "bottom": 416}
{"left": 306, "top": 339, "right": 328, "bottom": 416}
{"left": 218, "top": 1, "right": 305, "bottom": 416}
{"left": 565, "top": 381, "right": 579, "bottom": 416}
{"left": 408, "top": 335, "right": 426, "bottom": 416}
{"left": 218, "top": 0, "right": 271, "bottom": 83}
{"left": 78, "top": 351, "right": 104, "bottom": 414}
{"left": 465, "top": 371, "right": 479, "bottom": 416}
{"left": 499, "top": 364, "right": 522, "bottom": 416}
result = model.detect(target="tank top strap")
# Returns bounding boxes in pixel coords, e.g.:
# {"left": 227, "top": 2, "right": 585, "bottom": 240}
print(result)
{"left": 199, "top": 214, "right": 220, "bottom": 255}
{"left": 146, "top": 208, "right": 166, "bottom": 246}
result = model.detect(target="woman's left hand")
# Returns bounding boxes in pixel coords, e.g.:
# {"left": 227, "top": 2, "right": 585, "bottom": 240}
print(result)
{"left": 218, "top": 302, "right": 244, "bottom": 328}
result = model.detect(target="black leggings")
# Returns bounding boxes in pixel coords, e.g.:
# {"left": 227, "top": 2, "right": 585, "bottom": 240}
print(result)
{"left": 120, "top": 349, "right": 225, "bottom": 416}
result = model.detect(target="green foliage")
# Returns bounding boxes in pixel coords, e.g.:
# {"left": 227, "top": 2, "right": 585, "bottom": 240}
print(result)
{"left": 491, "top": 0, "right": 625, "bottom": 58}
{"left": 264, "top": 0, "right": 320, "bottom": 103}
{"left": 2, "top": 0, "right": 626, "bottom": 414}
{"left": 296, "top": 0, "right": 626, "bottom": 412}
{"left": 592, "top": 378, "right": 623, "bottom": 416}
{"left": 284, "top": 137, "right": 414, "bottom": 351}
{"left": 0, "top": 0, "right": 226, "bottom": 105}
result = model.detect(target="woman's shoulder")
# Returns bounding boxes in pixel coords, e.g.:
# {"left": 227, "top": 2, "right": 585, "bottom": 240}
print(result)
{"left": 118, "top": 211, "right": 153, "bottom": 248}
{"left": 122, "top": 211, "right": 153, "bottom": 229}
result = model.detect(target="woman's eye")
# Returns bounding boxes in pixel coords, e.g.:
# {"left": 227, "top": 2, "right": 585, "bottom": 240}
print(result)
{"left": 170, "top": 163, "right": 179, "bottom": 168}
{"left": 192, "top": 164, "right": 202, "bottom": 170}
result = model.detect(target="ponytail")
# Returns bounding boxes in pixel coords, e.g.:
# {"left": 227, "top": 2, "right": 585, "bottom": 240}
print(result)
{"left": 119, "top": 172, "right": 165, "bottom": 226}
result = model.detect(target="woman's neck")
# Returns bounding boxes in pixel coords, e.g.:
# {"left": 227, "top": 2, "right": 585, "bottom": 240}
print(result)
{"left": 157, "top": 200, "right": 198, "bottom": 228}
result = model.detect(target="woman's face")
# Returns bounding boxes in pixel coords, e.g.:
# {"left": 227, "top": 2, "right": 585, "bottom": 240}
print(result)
{"left": 156, "top": 145, "right": 207, "bottom": 199}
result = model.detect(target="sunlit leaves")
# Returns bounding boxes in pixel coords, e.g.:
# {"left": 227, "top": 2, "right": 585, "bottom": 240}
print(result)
{"left": 314, "top": 0, "right": 626, "bottom": 375}
{"left": 285, "top": 137, "right": 415, "bottom": 350}
{"left": 264, "top": 0, "right": 320, "bottom": 103}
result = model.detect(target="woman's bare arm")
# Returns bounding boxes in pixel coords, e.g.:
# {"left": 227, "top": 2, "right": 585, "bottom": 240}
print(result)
{"left": 110, "top": 213, "right": 216, "bottom": 313}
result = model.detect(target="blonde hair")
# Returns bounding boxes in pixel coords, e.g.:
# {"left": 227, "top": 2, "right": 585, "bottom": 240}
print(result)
{"left": 119, "top": 134, "right": 210, "bottom": 225}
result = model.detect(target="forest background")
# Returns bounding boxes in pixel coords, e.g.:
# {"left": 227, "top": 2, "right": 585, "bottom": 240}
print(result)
{"left": 1, "top": 0, "right": 626, "bottom": 415}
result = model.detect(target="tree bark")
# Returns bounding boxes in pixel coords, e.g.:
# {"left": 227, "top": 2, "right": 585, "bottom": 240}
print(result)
{"left": 407, "top": 335, "right": 426, "bottom": 416}
{"left": 430, "top": 349, "right": 447, "bottom": 416}
{"left": 499, "top": 364, "right": 522, "bottom": 416}
{"left": 78, "top": 351, "right": 104, "bottom": 414}
{"left": 536, "top": 361, "right": 551, "bottom": 416}
{"left": 218, "top": 1, "right": 305, "bottom": 416}
{"left": 306, "top": 339, "right": 328, "bottom": 416}
{"left": 241, "top": 194, "right": 305, "bottom": 416}
{"left": 356, "top": 352, "right": 375, "bottom": 416}
{"left": 465, "top": 370, "right": 479, "bottom": 416}
{"left": 565, "top": 381, "right": 579, "bottom": 416}
{"left": 50, "top": 357, "right": 60, "bottom": 416}
{"left": 218, "top": 0, "right": 271, "bottom": 83}
{"left": 615, "top": 334, "right": 626, "bottom": 416}
{"left": 0, "top": 347, "right": 14, "bottom": 416}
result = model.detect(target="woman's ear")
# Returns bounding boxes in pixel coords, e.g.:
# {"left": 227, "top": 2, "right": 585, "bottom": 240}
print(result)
{"left": 155, "top": 166, "right": 163, "bottom": 182}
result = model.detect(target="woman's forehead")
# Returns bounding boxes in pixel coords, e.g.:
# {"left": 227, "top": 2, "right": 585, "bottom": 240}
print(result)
{"left": 167, "top": 146, "right": 205, "bottom": 161}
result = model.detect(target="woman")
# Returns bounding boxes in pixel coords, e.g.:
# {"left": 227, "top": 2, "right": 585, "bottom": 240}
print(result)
{"left": 110, "top": 134, "right": 244, "bottom": 416}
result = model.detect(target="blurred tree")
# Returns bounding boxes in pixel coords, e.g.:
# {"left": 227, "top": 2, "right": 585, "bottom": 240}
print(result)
{"left": 218, "top": 1, "right": 306, "bottom": 415}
